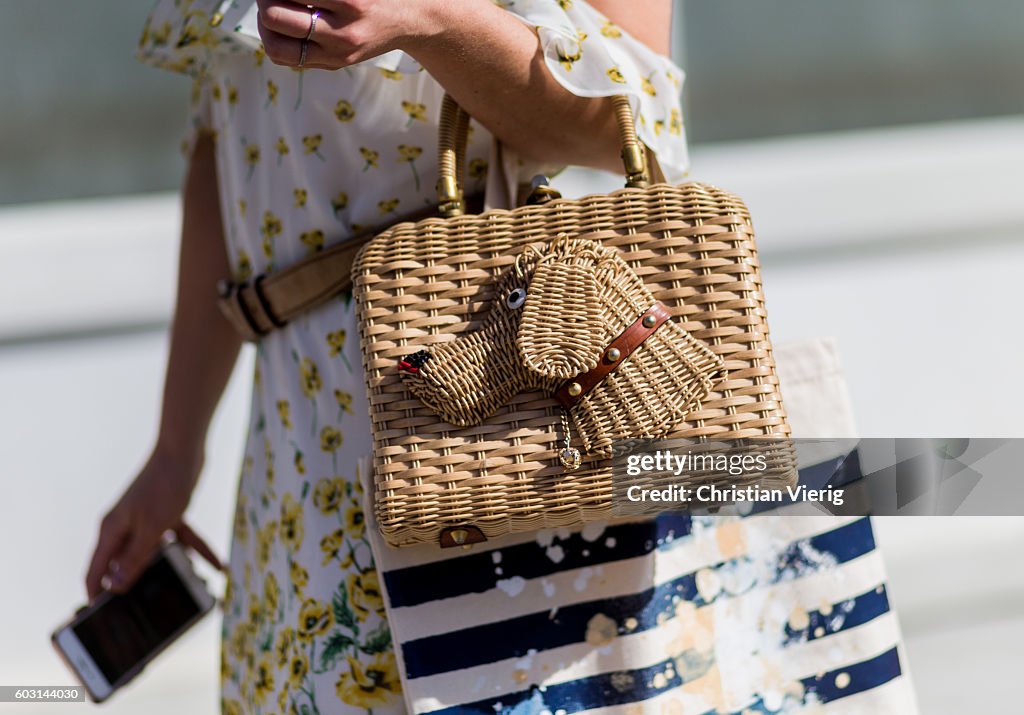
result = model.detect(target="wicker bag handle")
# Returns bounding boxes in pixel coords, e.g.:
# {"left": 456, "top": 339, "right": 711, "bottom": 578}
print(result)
{"left": 436, "top": 94, "right": 650, "bottom": 217}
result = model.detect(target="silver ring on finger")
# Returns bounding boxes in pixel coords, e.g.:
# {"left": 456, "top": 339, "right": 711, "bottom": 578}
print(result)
{"left": 305, "top": 8, "right": 320, "bottom": 40}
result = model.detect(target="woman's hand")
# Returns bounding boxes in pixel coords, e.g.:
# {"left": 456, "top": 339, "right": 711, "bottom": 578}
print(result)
{"left": 256, "top": 0, "right": 445, "bottom": 70}
{"left": 84, "top": 447, "right": 219, "bottom": 600}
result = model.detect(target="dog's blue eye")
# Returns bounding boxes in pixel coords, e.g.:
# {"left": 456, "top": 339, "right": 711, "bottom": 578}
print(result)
{"left": 506, "top": 288, "right": 527, "bottom": 310}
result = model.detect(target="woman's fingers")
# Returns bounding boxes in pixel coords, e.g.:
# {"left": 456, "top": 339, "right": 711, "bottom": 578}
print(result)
{"left": 85, "top": 513, "right": 129, "bottom": 601}
{"left": 174, "top": 521, "right": 224, "bottom": 572}
{"left": 257, "top": 0, "right": 322, "bottom": 39}
{"left": 106, "top": 532, "right": 160, "bottom": 594}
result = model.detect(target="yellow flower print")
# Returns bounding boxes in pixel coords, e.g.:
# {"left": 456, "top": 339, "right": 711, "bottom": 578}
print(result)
{"left": 276, "top": 399, "right": 292, "bottom": 429}
{"left": 335, "top": 653, "right": 401, "bottom": 709}
{"left": 348, "top": 571, "right": 384, "bottom": 619}
{"left": 254, "top": 44, "right": 266, "bottom": 66}
{"left": 313, "top": 478, "right": 345, "bottom": 514}
{"left": 277, "top": 684, "right": 289, "bottom": 715}
{"left": 288, "top": 650, "right": 309, "bottom": 688}
{"left": 264, "top": 572, "right": 281, "bottom": 615}
{"left": 326, "top": 328, "right": 348, "bottom": 357}
{"left": 223, "top": 699, "right": 243, "bottom": 715}
{"left": 150, "top": 21, "right": 172, "bottom": 46}
{"left": 279, "top": 492, "right": 304, "bottom": 551}
{"left": 359, "top": 147, "right": 379, "bottom": 171}
{"left": 247, "top": 594, "right": 263, "bottom": 626}
{"left": 601, "top": 20, "right": 622, "bottom": 38}
{"left": 345, "top": 503, "right": 366, "bottom": 540}
{"left": 275, "top": 136, "right": 290, "bottom": 164}
{"left": 469, "top": 158, "right": 488, "bottom": 182}
{"left": 293, "top": 448, "right": 306, "bottom": 475}
{"left": 275, "top": 626, "right": 296, "bottom": 668}
{"left": 642, "top": 73, "right": 657, "bottom": 97}
{"left": 227, "top": 84, "right": 239, "bottom": 106}
{"left": 378, "top": 198, "right": 400, "bottom": 215}
{"left": 401, "top": 100, "right": 427, "bottom": 126}
{"left": 669, "top": 108, "right": 683, "bottom": 135}
{"left": 397, "top": 144, "right": 424, "bottom": 190}
{"left": 253, "top": 654, "right": 275, "bottom": 706}
{"left": 300, "top": 229, "right": 325, "bottom": 255}
{"left": 654, "top": 118, "right": 666, "bottom": 136}
{"left": 261, "top": 210, "right": 282, "bottom": 259}
{"left": 299, "top": 356, "right": 322, "bottom": 398}
{"left": 209, "top": 82, "right": 222, "bottom": 102}
{"left": 266, "top": 79, "right": 279, "bottom": 106}
{"left": 607, "top": 67, "right": 627, "bottom": 84}
{"left": 235, "top": 250, "right": 253, "bottom": 282}
{"left": 289, "top": 561, "right": 308, "bottom": 596}
{"left": 320, "top": 527, "right": 345, "bottom": 565}
{"left": 302, "top": 134, "right": 326, "bottom": 161}
{"left": 557, "top": 45, "right": 582, "bottom": 72}
{"left": 557, "top": 0, "right": 573, "bottom": 9}
{"left": 320, "top": 425, "right": 343, "bottom": 453}
{"left": 293, "top": 188, "right": 308, "bottom": 208}
{"left": 233, "top": 493, "right": 249, "bottom": 544}
{"left": 229, "top": 621, "right": 250, "bottom": 661}
{"left": 238, "top": 198, "right": 248, "bottom": 218}
{"left": 334, "top": 389, "right": 353, "bottom": 418}
{"left": 297, "top": 597, "right": 334, "bottom": 641}
{"left": 256, "top": 520, "right": 277, "bottom": 571}
{"left": 335, "top": 99, "right": 356, "bottom": 122}
{"left": 331, "top": 191, "right": 349, "bottom": 216}
{"left": 379, "top": 68, "right": 402, "bottom": 80}
{"left": 243, "top": 139, "right": 260, "bottom": 181}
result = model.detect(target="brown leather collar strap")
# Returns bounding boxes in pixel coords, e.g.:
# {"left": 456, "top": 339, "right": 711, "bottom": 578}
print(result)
{"left": 555, "top": 302, "right": 672, "bottom": 408}
{"left": 217, "top": 193, "right": 485, "bottom": 342}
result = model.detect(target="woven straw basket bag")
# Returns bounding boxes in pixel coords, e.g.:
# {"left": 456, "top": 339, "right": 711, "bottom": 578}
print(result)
{"left": 353, "top": 95, "right": 796, "bottom": 548}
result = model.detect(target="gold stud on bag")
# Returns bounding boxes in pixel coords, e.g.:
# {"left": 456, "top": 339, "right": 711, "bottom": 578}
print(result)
{"left": 351, "top": 94, "right": 798, "bottom": 548}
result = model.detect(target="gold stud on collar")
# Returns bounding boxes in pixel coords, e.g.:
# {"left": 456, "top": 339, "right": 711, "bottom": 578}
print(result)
{"left": 567, "top": 382, "right": 582, "bottom": 397}
{"left": 642, "top": 313, "right": 657, "bottom": 329}
{"left": 605, "top": 347, "right": 621, "bottom": 363}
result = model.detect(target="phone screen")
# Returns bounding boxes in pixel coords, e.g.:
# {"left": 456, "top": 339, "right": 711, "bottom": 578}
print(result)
{"left": 71, "top": 553, "right": 201, "bottom": 684}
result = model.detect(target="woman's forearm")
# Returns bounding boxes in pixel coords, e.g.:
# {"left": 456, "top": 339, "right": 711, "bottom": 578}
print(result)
{"left": 405, "top": 0, "right": 624, "bottom": 172}
{"left": 155, "top": 132, "right": 242, "bottom": 466}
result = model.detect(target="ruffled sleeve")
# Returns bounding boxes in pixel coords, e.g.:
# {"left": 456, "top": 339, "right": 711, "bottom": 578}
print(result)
{"left": 502, "top": 0, "right": 690, "bottom": 183}
{"left": 136, "top": 0, "right": 260, "bottom": 80}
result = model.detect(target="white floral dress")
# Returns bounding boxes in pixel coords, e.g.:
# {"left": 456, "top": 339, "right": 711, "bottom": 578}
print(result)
{"left": 138, "top": 2, "right": 917, "bottom": 714}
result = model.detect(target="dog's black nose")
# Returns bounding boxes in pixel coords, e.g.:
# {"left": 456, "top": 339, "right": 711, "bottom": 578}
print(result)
{"left": 398, "top": 349, "right": 431, "bottom": 374}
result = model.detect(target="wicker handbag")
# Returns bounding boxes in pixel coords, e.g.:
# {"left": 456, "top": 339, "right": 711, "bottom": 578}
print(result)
{"left": 353, "top": 95, "right": 796, "bottom": 547}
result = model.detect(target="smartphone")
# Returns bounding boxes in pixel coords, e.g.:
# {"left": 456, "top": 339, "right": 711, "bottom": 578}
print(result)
{"left": 51, "top": 540, "right": 216, "bottom": 702}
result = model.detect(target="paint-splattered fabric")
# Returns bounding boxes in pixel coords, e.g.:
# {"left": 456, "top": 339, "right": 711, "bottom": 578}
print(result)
{"left": 138, "top": 0, "right": 918, "bottom": 711}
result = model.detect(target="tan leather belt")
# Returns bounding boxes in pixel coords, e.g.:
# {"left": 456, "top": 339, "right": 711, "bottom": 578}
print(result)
{"left": 217, "top": 193, "right": 485, "bottom": 342}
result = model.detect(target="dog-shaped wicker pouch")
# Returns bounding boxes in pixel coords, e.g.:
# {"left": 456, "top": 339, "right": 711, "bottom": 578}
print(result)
{"left": 353, "top": 96, "right": 797, "bottom": 547}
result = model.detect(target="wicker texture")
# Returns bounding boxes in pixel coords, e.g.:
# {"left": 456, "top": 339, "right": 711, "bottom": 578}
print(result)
{"left": 353, "top": 97, "right": 796, "bottom": 547}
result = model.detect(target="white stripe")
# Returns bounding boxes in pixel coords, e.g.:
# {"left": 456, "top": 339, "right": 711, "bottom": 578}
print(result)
{"left": 391, "top": 514, "right": 865, "bottom": 642}
{"left": 406, "top": 549, "right": 892, "bottom": 712}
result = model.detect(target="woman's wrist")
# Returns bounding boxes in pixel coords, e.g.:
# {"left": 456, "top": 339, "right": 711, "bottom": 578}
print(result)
{"left": 400, "top": 0, "right": 493, "bottom": 61}
{"left": 151, "top": 433, "right": 205, "bottom": 478}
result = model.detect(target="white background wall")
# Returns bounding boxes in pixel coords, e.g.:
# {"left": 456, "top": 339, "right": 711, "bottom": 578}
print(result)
{"left": 1, "top": 117, "right": 1022, "bottom": 713}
